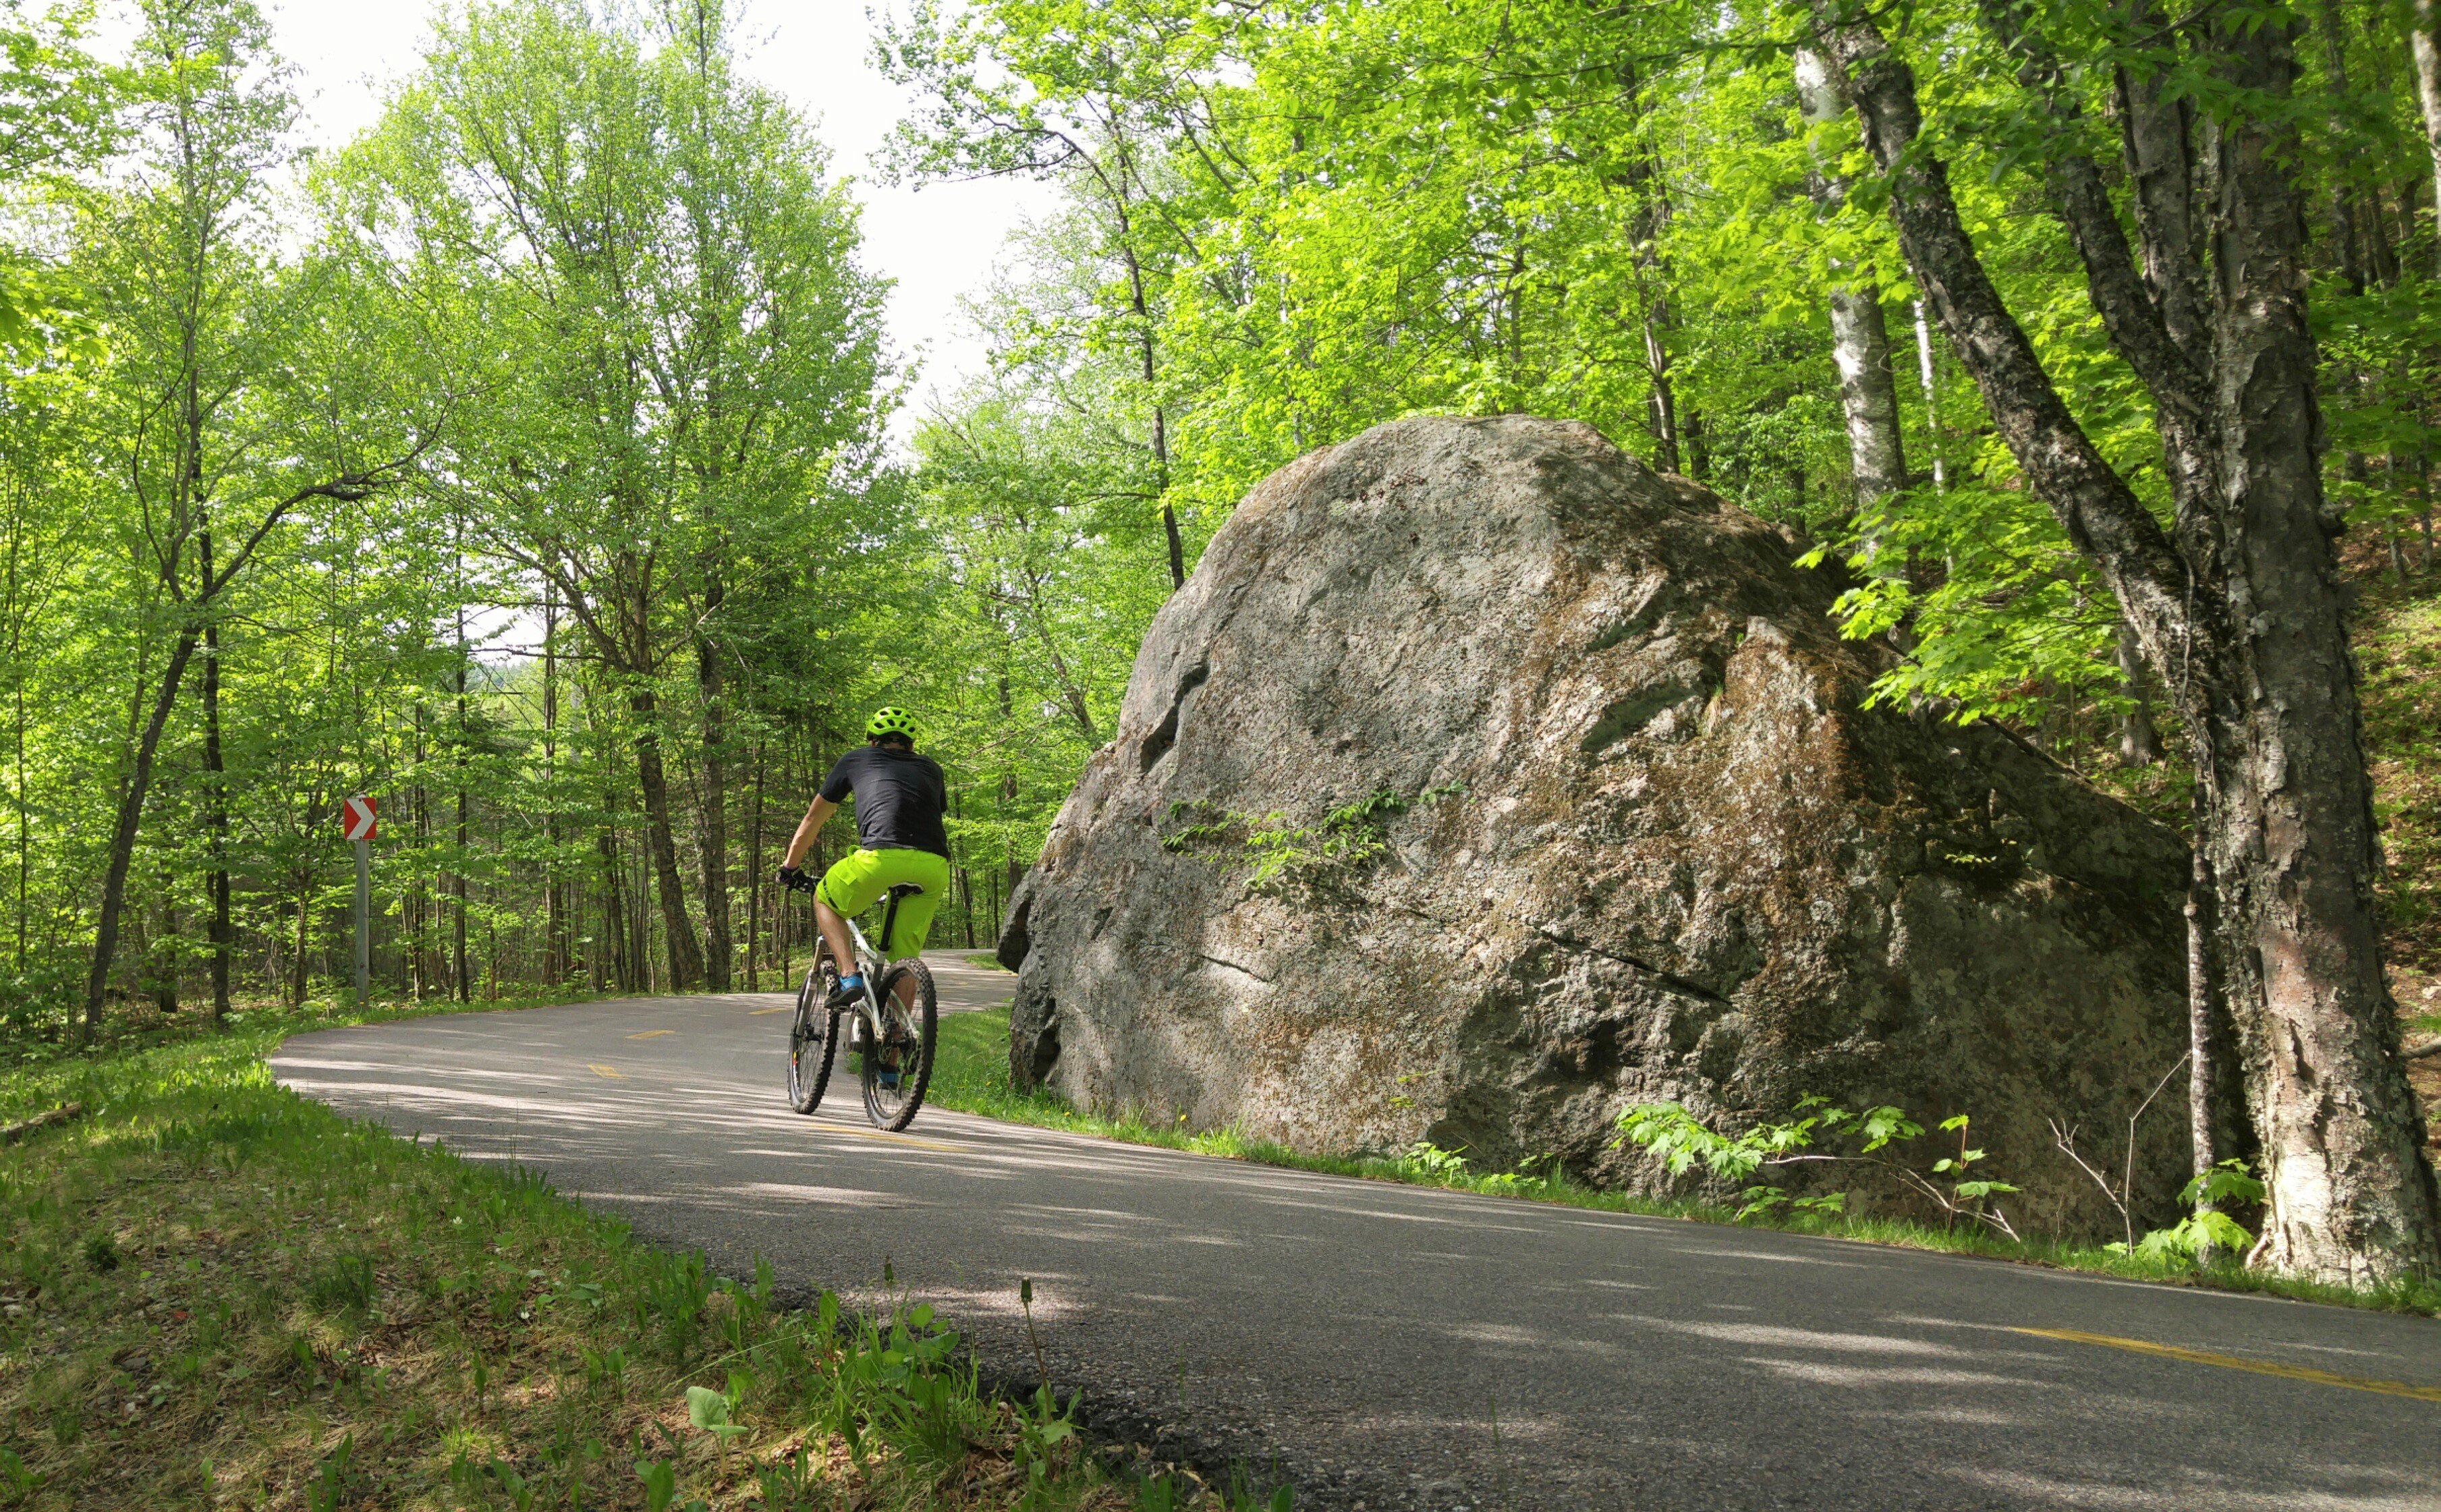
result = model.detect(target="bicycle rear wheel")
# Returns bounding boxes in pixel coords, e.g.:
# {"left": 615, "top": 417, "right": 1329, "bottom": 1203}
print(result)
{"left": 787, "top": 955, "right": 840, "bottom": 1114}
{"left": 860, "top": 958, "right": 937, "bottom": 1131}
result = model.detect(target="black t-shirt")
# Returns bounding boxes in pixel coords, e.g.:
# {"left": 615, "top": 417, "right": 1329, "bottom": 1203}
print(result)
{"left": 820, "top": 744, "right": 951, "bottom": 859}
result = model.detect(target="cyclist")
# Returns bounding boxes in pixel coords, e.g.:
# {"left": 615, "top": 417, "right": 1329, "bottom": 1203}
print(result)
{"left": 775, "top": 708, "right": 953, "bottom": 1032}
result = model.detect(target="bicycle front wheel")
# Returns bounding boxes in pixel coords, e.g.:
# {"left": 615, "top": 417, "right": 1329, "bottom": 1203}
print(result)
{"left": 787, "top": 956, "right": 840, "bottom": 1114}
{"left": 860, "top": 958, "right": 937, "bottom": 1131}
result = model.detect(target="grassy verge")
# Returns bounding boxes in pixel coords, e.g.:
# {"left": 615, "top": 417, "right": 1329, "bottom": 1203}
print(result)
{"left": 0, "top": 986, "right": 628, "bottom": 1077}
{"left": 924, "top": 1009, "right": 2441, "bottom": 1319}
{"left": 0, "top": 1026, "right": 1237, "bottom": 1510}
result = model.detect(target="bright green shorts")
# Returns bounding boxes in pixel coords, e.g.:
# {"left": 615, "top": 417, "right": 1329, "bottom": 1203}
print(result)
{"left": 816, "top": 847, "right": 952, "bottom": 958}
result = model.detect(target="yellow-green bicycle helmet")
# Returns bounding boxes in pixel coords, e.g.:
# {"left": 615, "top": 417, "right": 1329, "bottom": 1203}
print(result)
{"left": 865, "top": 706, "right": 919, "bottom": 741}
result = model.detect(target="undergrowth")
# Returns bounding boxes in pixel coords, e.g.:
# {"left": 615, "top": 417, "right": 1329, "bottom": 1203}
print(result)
{"left": 2358, "top": 569, "right": 2441, "bottom": 976}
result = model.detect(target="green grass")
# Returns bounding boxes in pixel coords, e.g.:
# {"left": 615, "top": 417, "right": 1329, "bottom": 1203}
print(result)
{"left": 924, "top": 1008, "right": 2441, "bottom": 1320}
{"left": 0, "top": 1017, "right": 1226, "bottom": 1511}
{"left": 0, "top": 984, "right": 626, "bottom": 1080}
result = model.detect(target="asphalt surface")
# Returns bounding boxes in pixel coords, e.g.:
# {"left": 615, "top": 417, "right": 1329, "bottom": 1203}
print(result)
{"left": 273, "top": 959, "right": 2441, "bottom": 1511}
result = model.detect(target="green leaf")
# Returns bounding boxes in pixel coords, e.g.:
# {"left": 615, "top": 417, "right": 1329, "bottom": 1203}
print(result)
{"left": 1855, "top": 1107, "right": 1923, "bottom": 1152}
{"left": 2178, "top": 1160, "right": 2267, "bottom": 1210}
{"left": 684, "top": 1384, "right": 729, "bottom": 1431}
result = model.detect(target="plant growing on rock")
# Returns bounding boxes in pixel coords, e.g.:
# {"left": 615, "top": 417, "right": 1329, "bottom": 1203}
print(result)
{"left": 1614, "top": 1095, "right": 2021, "bottom": 1237}
{"left": 1160, "top": 784, "right": 1464, "bottom": 901}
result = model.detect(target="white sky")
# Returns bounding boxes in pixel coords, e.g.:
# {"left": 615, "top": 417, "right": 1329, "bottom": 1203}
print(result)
{"left": 268, "top": 0, "right": 1047, "bottom": 443}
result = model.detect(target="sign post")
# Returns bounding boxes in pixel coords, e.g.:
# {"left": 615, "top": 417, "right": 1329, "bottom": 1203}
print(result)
{"left": 342, "top": 795, "right": 378, "bottom": 1009}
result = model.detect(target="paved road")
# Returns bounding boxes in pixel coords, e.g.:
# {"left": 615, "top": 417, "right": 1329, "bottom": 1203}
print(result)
{"left": 273, "top": 962, "right": 2441, "bottom": 1511}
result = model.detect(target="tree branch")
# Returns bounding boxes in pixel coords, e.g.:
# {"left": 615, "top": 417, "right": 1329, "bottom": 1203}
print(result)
{"left": 1805, "top": 5, "right": 2193, "bottom": 665}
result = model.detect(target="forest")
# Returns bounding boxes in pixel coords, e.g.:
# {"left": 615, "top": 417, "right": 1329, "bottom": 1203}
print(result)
{"left": 1, "top": 0, "right": 2438, "bottom": 1262}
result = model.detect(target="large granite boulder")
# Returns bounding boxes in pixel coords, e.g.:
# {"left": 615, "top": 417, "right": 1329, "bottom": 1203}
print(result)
{"left": 1001, "top": 415, "right": 2191, "bottom": 1234}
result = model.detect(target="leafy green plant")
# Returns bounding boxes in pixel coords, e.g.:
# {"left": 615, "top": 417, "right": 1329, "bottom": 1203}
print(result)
{"left": 305, "top": 1434, "right": 359, "bottom": 1512}
{"left": 685, "top": 1382, "right": 748, "bottom": 1474}
{"left": 0, "top": 1446, "right": 40, "bottom": 1501}
{"left": 1134, "top": 1472, "right": 1196, "bottom": 1512}
{"left": 644, "top": 1252, "right": 712, "bottom": 1362}
{"left": 1158, "top": 800, "right": 1236, "bottom": 854}
{"left": 1929, "top": 1115, "right": 2018, "bottom": 1232}
{"left": 1393, "top": 1141, "right": 1470, "bottom": 1181}
{"left": 634, "top": 1456, "right": 681, "bottom": 1512}
{"left": 1013, "top": 1384, "right": 1081, "bottom": 1511}
{"left": 1614, "top": 1095, "right": 2021, "bottom": 1237}
{"left": 310, "top": 1252, "right": 376, "bottom": 1312}
{"left": 2110, "top": 1161, "right": 2266, "bottom": 1265}
{"left": 580, "top": 1343, "right": 627, "bottom": 1397}
{"left": 754, "top": 1447, "right": 817, "bottom": 1512}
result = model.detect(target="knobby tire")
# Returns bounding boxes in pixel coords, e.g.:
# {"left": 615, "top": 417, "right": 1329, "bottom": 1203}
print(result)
{"left": 860, "top": 958, "right": 936, "bottom": 1131}
{"left": 787, "top": 953, "right": 840, "bottom": 1114}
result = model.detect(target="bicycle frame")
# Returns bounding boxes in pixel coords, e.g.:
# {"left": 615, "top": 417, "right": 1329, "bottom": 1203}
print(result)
{"left": 837, "top": 887, "right": 916, "bottom": 1045}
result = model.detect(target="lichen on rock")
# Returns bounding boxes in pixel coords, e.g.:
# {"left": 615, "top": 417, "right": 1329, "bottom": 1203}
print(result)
{"left": 1000, "top": 415, "right": 2191, "bottom": 1235}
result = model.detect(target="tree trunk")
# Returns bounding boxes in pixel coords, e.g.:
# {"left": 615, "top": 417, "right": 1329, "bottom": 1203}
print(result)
{"left": 412, "top": 708, "right": 428, "bottom": 1001}
{"left": 1795, "top": 45, "right": 1910, "bottom": 509}
{"left": 598, "top": 811, "right": 627, "bottom": 992}
{"left": 1642, "top": 316, "right": 1681, "bottom": 474}
{"left": 2411, "top": 0, "right": 2441, "bottom": 277}
{"left": 2185, "top": 822, "right": 2251, "bottom": 1219}
{"left": 289, "top": 868, "right": 310, "bottom": 1009}
{"left": 2206, "top": 11, "right": 2437, "bottom": 1279}
{"left": 199, "top": 522, "right": 230, "bottom": 1023}
{"left": 1161, "top": 491, "right": 1186, "bottom": 592}
{"left": 2115, "top": 621, "right": 2160, "bottom": 768}
{"left": 746, "top": 739, "right": 764, "bottom": 991}
{"left": 81, "top": 628, "right": 200, "bottom": 1042}
{"left": 631, "top": 683, "right": 704, "bottom": 992}
{"left": 152, "top": 889, "right": 178, "bottom": 1015}
{"left": 542, "top": 586, "right": 562, "bottom": 986}
{"left": 1118, "top": 238, "right": 1186, "bottom": 594}
{"left": 2316, "top": 0, "right": 2369, "bottom": 295}
{"left": 999, "top": 671, "right": 1025, "bottom": 899}
{"left": 695, "top": 610, "right": 731, "bottom": 992}
{"left": 1812, "top": 4, "right": 2441, "bottom": 1281}
{"left": 454, "top": 605, "right": 471, "bottom": 1004}
{"left": 1911, "top": 303, "right": 1947, "bottom": 492}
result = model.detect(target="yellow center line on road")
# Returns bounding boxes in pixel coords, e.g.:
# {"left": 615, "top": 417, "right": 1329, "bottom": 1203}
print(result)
{"left": 627, "top": 1030, "right": 673, "bottom": 1040}
{"left": 814, "top": 1125, "right": 963, "bottom": 1154}
{"left": 2011, "top": 1327, "right": 2441, "bottom": 1403}
{"left": 587, "top": 1064, "right": 625, "bottom": 1080}
{"left": 748, "top": 1007, "right": 790, "bottom": 1015}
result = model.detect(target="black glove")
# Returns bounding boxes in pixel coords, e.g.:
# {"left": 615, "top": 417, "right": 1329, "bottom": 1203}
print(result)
{"left": 778, "top": 865, "right": 810, "bottom": 894}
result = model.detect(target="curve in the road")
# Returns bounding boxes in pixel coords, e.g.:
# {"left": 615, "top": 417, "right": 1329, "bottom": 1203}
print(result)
{"left": 273, "top": 965, "right": 2441, "bottom": 1512}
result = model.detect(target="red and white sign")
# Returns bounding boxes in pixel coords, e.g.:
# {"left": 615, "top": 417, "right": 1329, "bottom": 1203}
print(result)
{"left": 341, "top": 794, "right": 378, "bottom": 842}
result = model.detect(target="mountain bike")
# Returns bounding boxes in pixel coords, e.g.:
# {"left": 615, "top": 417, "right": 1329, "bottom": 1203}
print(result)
{"left": 782, "top": 878, "right": 938, "bottom": 1131}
